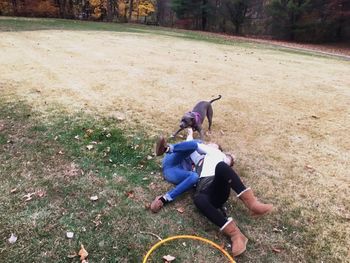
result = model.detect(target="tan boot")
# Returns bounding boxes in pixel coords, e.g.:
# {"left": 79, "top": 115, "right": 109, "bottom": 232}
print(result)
{"left": 221, "top": 219, "right": 248, "bottom": 257}
{"left": 239, "top": 189, "right": 273, "bottom": 217}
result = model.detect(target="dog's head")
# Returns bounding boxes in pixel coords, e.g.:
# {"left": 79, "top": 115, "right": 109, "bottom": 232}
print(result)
{"left": 179, "top": 112, "right": 195, "bottom": 129}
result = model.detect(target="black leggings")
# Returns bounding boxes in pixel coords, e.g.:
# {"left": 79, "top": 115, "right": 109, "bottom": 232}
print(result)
{"left": 193, "top": 162, "right": 247, "bottom": 228}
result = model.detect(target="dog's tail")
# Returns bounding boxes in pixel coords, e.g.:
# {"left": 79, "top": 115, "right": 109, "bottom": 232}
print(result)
{"left": 209, "top": 95, "right": 222, "bottom": 104}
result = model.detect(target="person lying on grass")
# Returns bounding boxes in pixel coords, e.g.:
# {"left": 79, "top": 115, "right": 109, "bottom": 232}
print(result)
{"left": 153, "top": 132, "right": 274, "bottom": 257}
{"left": 150, "top": 128, "right": 204, "bottom": 213}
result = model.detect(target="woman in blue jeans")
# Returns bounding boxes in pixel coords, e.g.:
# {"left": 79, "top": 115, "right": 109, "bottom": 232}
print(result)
{"left": 150, "top": 129, "right": 203, "bottom": 213}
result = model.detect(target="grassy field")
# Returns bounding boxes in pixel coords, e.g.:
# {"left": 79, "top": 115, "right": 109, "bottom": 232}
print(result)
{"left": 0, "top": 17, "right": 349, "bottom": 263}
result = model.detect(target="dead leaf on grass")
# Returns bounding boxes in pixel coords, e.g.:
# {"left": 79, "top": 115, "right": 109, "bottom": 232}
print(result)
{"left": 90, "top": 195, "right": 99, "bottom": 201}
{"left": 8, "top": 233, "right": 17, "bottom": 244}
{"left": 66, "top": 231, "right": 74, "bottom": 239}
{"left": 67, "top": 252, "right": 77, "bottom": 258}
{"left": 36, "top": 189, "right": 46, "bottom": 198}
{"left": 125, "top": 190, "right": 135, "bottom": 199}
{"left": 86, "top": 145, "right": 94, "bottom": 151}
{"left": 92, "top": 214, "right": 102, "bottom": 227}
{"left": 78, "top": 244, "right": 89, "bottom": 260}
{"left": 85, "top": 129, "right": 94, "bottom": 137}
{"left": 272, "top": 246, "right": 283, "bottom": 253}
{"left": 273, "top": 227, "right": 283, "bottom": 233}
{"left": 23, "top": 192, "right": 35, "bottom": 202}
{"left": 163, "top": 254, "right": 176, "bottom": 262}
{"left": 305, "top": 165, "right": 315, "bottom": 172}
{"left": 176, "top": 207, "right": 185, "bottom": 214}
{"left": 10, "top": 188, "right": 18, "bottom": 193}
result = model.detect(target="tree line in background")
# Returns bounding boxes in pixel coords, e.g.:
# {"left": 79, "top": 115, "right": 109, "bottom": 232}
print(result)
{"left": 0, "top": 0, "right": 349, "bottom": 42}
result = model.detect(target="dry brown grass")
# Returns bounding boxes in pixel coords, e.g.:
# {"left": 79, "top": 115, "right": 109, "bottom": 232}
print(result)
{"left": 1, "top": 23, "right": 349, "bottom": 262}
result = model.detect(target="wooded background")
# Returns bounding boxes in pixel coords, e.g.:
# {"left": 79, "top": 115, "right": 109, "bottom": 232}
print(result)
{"left": 0, "top": 0, "right": 349, "bottom": 42}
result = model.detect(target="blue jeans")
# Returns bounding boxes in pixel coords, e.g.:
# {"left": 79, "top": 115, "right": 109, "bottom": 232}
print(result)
{"left": 162, "top": 140, "right": 199, "bottom": 201}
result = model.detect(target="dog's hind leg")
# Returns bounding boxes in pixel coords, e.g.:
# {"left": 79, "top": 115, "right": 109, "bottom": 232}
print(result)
{"left": 206, "top": 105, "right": 213, "bottom": 131}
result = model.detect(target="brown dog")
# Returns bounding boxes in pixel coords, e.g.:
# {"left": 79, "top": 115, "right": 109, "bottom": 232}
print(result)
{"left": 172, "top": 95, "right": 222, "bottom": 140}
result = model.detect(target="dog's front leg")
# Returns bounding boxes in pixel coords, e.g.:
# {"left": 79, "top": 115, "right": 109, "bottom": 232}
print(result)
{"left": 198, "top": 127, "right": 205, "bottom": 141}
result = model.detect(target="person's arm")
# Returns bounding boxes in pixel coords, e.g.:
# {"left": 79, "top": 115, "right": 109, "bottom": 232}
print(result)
{"left": 197, "top": 143, "right": 222, "bottom": 155}
{"left": 186, "top": 128, "right": 194, "bottom": 141}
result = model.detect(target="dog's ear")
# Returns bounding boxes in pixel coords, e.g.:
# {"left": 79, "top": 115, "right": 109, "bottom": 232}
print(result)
{"left": 185, "top": 112, "right": 195, "bottom": 119}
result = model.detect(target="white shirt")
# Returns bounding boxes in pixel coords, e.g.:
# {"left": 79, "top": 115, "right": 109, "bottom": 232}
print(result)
{"left": 196, "top": 144, "right": 226, "bottom": 178}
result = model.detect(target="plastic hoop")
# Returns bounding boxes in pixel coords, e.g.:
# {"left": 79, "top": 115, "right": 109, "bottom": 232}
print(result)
{"left": 143, "top": 234, "right": 236, "bottom": 263}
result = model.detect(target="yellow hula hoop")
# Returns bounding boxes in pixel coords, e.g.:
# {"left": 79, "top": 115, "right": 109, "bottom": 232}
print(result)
{"left": 142, "top": 235, "right": 236, "bottom": 263}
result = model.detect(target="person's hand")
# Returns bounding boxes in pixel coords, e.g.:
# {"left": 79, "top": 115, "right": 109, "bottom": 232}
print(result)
{"left": 187, "top": 128, "right": 193, "bottom": 136}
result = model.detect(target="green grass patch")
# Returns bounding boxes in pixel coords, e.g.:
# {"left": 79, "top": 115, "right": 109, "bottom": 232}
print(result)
{"left": 0, "top": 133, "right": 6, "bottom": 144}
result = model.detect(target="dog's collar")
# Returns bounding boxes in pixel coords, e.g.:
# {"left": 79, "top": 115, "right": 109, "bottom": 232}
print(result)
{"left": 191, "top": 111, "right": 202, "bottom": 125}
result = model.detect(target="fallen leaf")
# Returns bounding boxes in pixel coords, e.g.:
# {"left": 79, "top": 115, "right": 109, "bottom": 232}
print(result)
{"left": 176, "top": 207, "right": 185, "bottom": 213}
{"left": 90, "top": 195, "right": 98, "bottom": 201}
{"left": 272, "top": 246, "right": 282, "bottom": 253}
{"left": 66, "top": 231, "right": 74, "bottom": 239}
{"left": 85, "top": 129, "right": 94, "bottom": 136}
{"left": 78, "top": 244, "right": 88, "bottom": 260}
{"left": 163, "top": 255, "right": 176, "bottom": 262}
{"left": 67, "top": 252, "right": 77, "bottom": 258}
{"left": 86, "top": 145, "right": 94, "bottom": 151}
{"left": 36, "top": 189, "right": 46, "bottom": 198}
{"left": 92, "top": 214, "right": 102, "bottom": 227}
{"left": 305, "top": 165, "right": 315, "bottom": 172}
{"left": 23, "top": 192, "right": 35, "bottom": 202}
{"left": 10, "top": 188, "right": 18, "bottom": 193}
{"left": 8, "top": 233, "right": 17, "bottom": 244}
{"left": 125, "top": 190, "right": 134, "bottom": 199}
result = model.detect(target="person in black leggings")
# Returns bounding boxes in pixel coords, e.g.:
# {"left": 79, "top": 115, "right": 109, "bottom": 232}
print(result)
{"left": 193, "top": 157, "right": 273, "bottom": 257}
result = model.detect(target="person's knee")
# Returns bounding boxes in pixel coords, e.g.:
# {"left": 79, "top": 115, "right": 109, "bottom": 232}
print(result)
{"left": 194, "top": 194, "right": 209, "bottom": 210}
{"left": 188, "top": 172, "right": 199, "bottom": 184}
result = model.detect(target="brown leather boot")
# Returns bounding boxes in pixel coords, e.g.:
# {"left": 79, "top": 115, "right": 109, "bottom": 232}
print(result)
{"left": 154, "top": 136, "right": 168, "bottom": 156}
{"left": 239, "top": 189, "right": 273, "bottom": 217}
{"left": 221, "top": 219, "right": 248, "bottom": 257}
